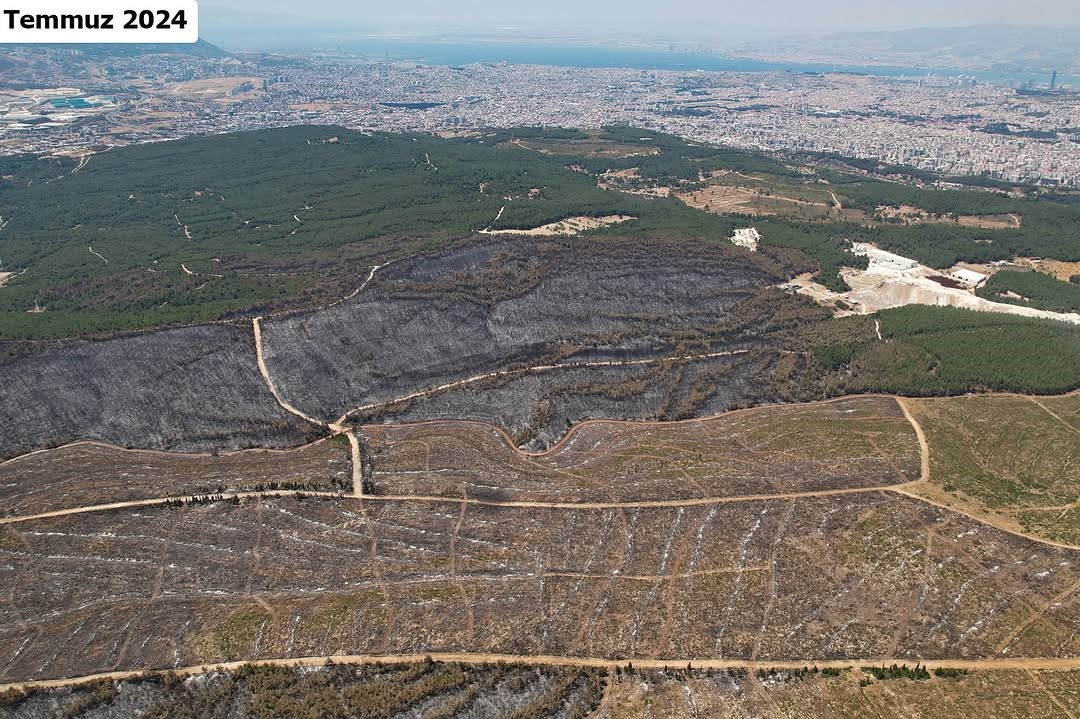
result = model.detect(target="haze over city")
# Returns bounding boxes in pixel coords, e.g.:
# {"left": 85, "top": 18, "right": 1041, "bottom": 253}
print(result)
{"left": 199, "top": 0, "right": 1080, "bottom": 46}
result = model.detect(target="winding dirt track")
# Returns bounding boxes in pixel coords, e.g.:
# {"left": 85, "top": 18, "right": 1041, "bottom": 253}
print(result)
{"left": 889, "top": 487, "right": 1079, "bottom": 551}
{"left": 335, "top": 262, "right": 389, "bottom": 306}
{"left": 252, "top": 317, "right": 332, "bottom": 430}
{"left": 2, "top": 378, "right": 1078, "bottom": 689}
{"left": 87, "top": 245, "right": 108, "bottom": 264}
{"left": 1, "top": 653, "right": 1077, "bottom": 694}
{"left": 0, "top": 437, "right": 334, "bottom": 469}
{"left": 3, "top": 392, "right": 1077, "bottom": 550}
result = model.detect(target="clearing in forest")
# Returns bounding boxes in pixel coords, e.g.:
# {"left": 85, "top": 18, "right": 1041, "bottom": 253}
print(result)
{"left": 481, "top": 215, "right": 635, "bottom": 236}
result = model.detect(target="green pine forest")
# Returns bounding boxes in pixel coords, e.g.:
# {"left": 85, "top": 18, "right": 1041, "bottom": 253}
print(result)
{"left": 1, "top": 124, "right": 1077, "bottom": 394}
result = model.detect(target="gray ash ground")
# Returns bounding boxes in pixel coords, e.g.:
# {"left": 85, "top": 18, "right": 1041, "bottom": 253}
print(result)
{"left": 0, "top": 325, "right": 318, "bottom": 459}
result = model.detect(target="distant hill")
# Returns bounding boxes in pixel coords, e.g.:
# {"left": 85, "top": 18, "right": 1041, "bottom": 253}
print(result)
{"left": 53, "top": 38, "right": 228, "bottom": 58}
{"left": 0, "top": 39, "right": 228, "bottom": 84}
{"left": 741, "top": 24, "right": 1080, "bottom": 75}
{"left": 0, "top": 38, "right": 226, "bottom": 60}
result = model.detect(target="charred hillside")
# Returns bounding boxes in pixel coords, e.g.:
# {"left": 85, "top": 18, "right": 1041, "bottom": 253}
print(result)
{"left": 0, "top": 325, "right": 318, "bottom": 459}
{"left": 259, "top": 236, "right": 802, "bottom": 435}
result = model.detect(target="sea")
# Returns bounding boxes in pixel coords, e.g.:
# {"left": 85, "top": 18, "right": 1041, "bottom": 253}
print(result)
{"left": 339, "top": 39, "right": 1077, "bottom": 88}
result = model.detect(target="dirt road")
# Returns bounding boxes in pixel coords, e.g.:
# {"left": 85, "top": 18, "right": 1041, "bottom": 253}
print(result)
{"left": 252, "top": 317, "right": 331, "bottom": 430}
{"left": 336, "top": 262, "right": 389, "bottom": 305}
{"left": 889, "top": 486, "right": 1079, "bottom": 551}
{"left": 5, "top": 393, "right": 1074, "bottom": 550}
{"left": 0, "top": 490, "right": 343, "bottom": 526}
{"left": 359, "top": 485, "right": 901, "bottom": 511}
{"left": 895, "top": 397, "right": 930, "bottom": 484}
{"left": 347, "top": 431, "right": 362, "bottom": 496}
{"left": 2, "top": 653, "right": 1077, "bottom": 694}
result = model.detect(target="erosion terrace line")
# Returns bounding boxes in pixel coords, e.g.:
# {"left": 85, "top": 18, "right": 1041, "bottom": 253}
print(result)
{"left": 2, "top": 265, "right": 1077, "bottom": 693}
{"left": 2, "top": 391, "right": 1078, "bottom": 554}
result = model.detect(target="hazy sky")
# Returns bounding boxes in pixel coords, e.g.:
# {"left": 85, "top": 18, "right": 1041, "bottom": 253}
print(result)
{"left": 201, "top": 0, "right": 1080, "bottom": 40}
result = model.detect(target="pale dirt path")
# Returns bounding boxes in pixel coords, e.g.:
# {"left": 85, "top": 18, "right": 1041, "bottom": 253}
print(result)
{"left": 995, "top": 579, "right": 1080, "bottom": 655}
{"left": 253, "top": 317, "right": 362, "bottom": 494}
{"left": 252, "top": 317, "right": 332, "bottom": 431}
{"left": 2, "top": 653, "right": 1078, "bottom": 694}
{"left": 173, "top": 214, "right": 192, "bottom": 240}
{"left": 17, "top": 479, "right": 1066, "bottom": 551}
{"left": 895, "top": 397, "right": 930, "bottom": 485}
{"left": 1028, "top": 396, "right": 1080, "bottom": 435}
{"left": 87, "top": 246, "right": 108, "bottom": 264}
{"left": 543, "top": 567, "right": 769, "bottom": 582}
{"left": 874, "top": 319, "right": 883, "bottom": 341}
{"left": 1027, "top": 668, "right": 1078, "bottom": 719}
{"left": 893, "top": 396, "right": 1080, "bottom": 551}
{"left": 0, "top": 437, "right": 334, "bottom": 469}
{"left": 0, "top": 485, "right": 903, "bottom": 528}
{"left": 888, "top": 486, "right": 1080, "bottom": 552}
{"left": 346, "top": 432, "right": 362, "bottom": 497}
{"left": 334, "top": 262, "right": 389, "bottom": 306}
{"left": 0, "top": 490, "right": 344, "bottom": 527}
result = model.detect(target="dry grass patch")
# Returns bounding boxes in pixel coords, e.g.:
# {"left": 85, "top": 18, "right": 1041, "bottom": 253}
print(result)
{"left": 906, "top": 395, "right": 1080, "bottom": 545}
{"left": 878, "top": 205, "right": 1019, "bottom": 229}
{"left": 364, "top": 396, "right": 920, "bottom": 502}
{"left": 0, "top": 437, "right": 351, "bottom": 517}
{"left": 164, "top": 77, "right": 263, "bottom": 102}
{"left": 505, "top": 138, "right": 659, "bottom": 158}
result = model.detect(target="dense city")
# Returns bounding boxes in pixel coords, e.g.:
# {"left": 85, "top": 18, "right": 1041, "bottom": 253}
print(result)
{"left": 1, "top": 46, "right": 1078, "bottom": 185}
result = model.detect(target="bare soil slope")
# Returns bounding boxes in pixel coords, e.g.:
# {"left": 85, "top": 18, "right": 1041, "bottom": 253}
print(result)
{"left": 365, "top": 396, "right": 920, "bottom": 502}
{"left": 0, "top": 438, "right": 350, "bottom": 518}
{"left": 0, "top": 492, "right": 1074, "bottom": 683}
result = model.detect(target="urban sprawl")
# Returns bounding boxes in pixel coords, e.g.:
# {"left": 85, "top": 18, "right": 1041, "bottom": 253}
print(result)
{"left": 2, "top": 50, "right": 1078, "bottom": 186}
